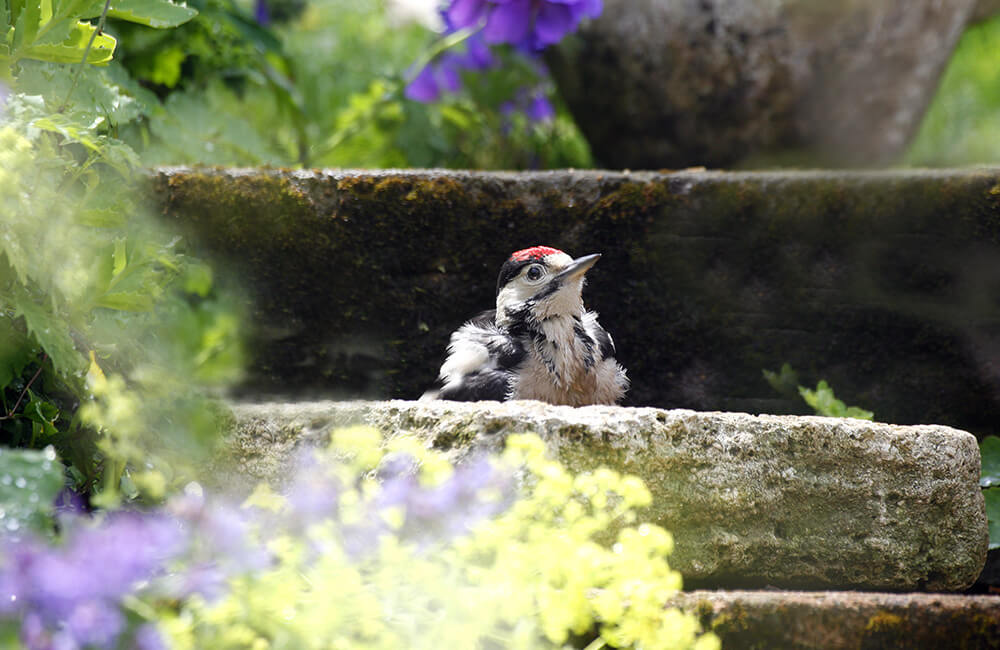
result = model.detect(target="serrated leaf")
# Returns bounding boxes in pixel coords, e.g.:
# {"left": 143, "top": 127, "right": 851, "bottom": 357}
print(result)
{"left": 97, "top": 292, "right": 154, "bottom": 312}
{"left": 986, "top": 487, "right": 1000, "bottom": 550}
{"left": 112, "top": 237, "right": 127, "bottom": 278}
{"left": 32, "top": 16, "right": 74, "bottom": 46}
{"left": 0, "top": 319, "right": 36, "bottom": 389}
{"left": 12, "top": 0, "right": 40, "bottom": 50}
{"left": 105, "top": 0, "right": 196, "bottom": 28}
{"left": 981, "top": 436, "right": 1000, "bottom": 488}
{"left": 798, "top": 380, "right": 873, "bottom": 420}
{"left": 23, "top": 21, "right": 115, "bottom": 65}
{"left": 0, "top": 445, "right": 65, "bottom": 535}
{"left": 32, "top": 112, "right": 103, "bottom": 151}
{"left": 13, "top": 287, "right": 82, "bottom": 376}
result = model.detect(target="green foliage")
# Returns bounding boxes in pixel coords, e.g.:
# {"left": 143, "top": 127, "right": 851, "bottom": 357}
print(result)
{"left": 161, "top": 430, "right": 719, "bottom": 650}
{"left": 798, "top": 381, "right": 874, "bottom": 420}
{"left": 1, "top": 0, "right": 197, "bottom": 77}
{"left": 2, "top": 0, "right": 243, "bottom": 506}
{"left": 906, "top": 14, "right": 1000, "bottom": 166}
{"left": 108, "top": 0, "right": 593, "bottom": 169}
{"left": 981, "top": 436, "right": 1000, "bottom": 550}
{"left": 0, "top": 445, "right": 64, "bottom": 535}
{"left": 986, "top": 489, "right": 1000, "bottom": 551}
{"left": 764, "top": 364, "right": 874, "bottom": 420}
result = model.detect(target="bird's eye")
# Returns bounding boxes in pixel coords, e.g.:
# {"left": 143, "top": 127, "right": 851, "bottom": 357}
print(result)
{"left": 526, "top": 265, "right": 544, "bottom": 281}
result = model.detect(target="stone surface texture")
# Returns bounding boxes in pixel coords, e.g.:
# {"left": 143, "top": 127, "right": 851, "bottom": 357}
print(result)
{"left": 152, "top": 167, "right": 1000, "bottom": 440}
{"left": 547, "top": 0, "right": 977, "bottom": 168}
{"left": 224, "top": 400, "right": 988, "bottom": 592}
{"left": 672, "top": 590, "right": 1000, "bottom": 649}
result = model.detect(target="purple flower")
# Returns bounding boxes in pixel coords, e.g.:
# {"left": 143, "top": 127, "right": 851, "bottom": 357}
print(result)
{"left": 527, "top": 92, "right": 555, "bottom": 122}
{"left": 254, "top": 0, "right": 270, "bottom": 25}
{"left": 405, "top": 34, "right": 494, "bottom": 103}
{"left": 445, "top": 0, "right": 602, "bottom": 50}
{"left": 0, "top": 513, "right": 186, "bottom": 650}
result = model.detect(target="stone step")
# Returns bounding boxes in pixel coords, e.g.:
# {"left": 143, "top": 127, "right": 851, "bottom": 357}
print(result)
{"left": 671, "top": 590, "right": 1000, "bottom": 649}
{"left": 152, "top": 167, "right": 1000, "bottom": 439}
{"left": 221, "top": 400, "right": 988, "bottom": 592}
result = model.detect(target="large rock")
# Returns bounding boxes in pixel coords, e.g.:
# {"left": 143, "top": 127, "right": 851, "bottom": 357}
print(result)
{"left": 222, "top": 400, "right": 988, "bottom": 592}
{"left": 672, "top": 590, "right": 1000, "bottom": 649}
{"left": 151, "top": 167, "right": 1000, "bottom": 440}
{"left": 547, "top": 0, "right": 978, "bottom": 168}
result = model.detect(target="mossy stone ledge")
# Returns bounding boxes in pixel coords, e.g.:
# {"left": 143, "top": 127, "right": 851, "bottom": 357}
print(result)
{"left": 671, "top": 590, "right": 1000, "bottom": 649}
{"left": 151, "top": 167, "right": 1000, "bottom": 441}
{"left": 221, "top": 400, "right": 988, "bottom": 593}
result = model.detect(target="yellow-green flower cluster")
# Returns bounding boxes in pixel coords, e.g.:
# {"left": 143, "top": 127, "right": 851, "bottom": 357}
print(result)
{"left": 161, "top": 429, "right": 720, "bottom": 650}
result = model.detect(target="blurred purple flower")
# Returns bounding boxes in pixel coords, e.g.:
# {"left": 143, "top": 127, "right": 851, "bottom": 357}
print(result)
{"left": 133, "top": 623, "right": 168, "bottom": 650}
{"left": 1, "top": 512, "right": 185, "bottom": 649}
{"left": 254, "top": 0, "right": 270, "bottom": 25}
{"left": 406, "top": 35, "right": 494, "bottom": 103}
{"left": 527, "top": 92, "right": 555, "bottom": 122}
{"left": 375, "top": 455, "right": 514, "bottom": 546}
{"left": 445, "top": 0, "right": 602, "bottom": 49}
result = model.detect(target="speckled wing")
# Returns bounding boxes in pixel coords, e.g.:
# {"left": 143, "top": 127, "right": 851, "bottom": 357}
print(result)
{"left": 425, "top": 310, "right": 527, "bottom": 402}
{"left": 582, "top": 310, "right": 629, "bottom": 401}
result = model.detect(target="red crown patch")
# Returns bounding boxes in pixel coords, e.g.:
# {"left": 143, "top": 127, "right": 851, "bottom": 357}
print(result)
{"left": 509, "top": 246, "right": 564, "bottom": 262}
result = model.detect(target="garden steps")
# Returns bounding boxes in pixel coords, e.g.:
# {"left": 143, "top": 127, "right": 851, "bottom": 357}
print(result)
{"left": 221, "top": 400, "right": 987, "bottom": 594}
{"left": 153, "top": 166, "right": 1000, "bottom": 443}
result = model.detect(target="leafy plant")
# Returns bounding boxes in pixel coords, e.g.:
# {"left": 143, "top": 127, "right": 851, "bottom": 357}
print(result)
{"left": 981, "top": 435, "right": 1000, "bottom": 550}
{"left": 107, "top": 0, "right": 594, "bottom": 169}
{"left": 2, "top": 0, "right": 244, "bottom": 506}
{"left": 763, "top": 363, "right": 874, "bottom": 420}
{"left": 0, "top": 446, "right": 64, "bottom": 536}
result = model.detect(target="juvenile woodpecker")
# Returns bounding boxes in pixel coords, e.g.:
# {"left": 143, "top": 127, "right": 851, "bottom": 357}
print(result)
{"left": 424, "top": 246, "right": 628, "bottom": 406}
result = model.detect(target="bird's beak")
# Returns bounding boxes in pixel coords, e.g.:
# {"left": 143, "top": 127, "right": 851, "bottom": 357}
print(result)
{"left": 554, "top": 253, "right": 601, "bottom": 282}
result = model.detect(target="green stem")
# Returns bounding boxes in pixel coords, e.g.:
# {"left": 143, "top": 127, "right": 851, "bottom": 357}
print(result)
{"left": 59, "top": 0, "right": 112, "bottom": 112}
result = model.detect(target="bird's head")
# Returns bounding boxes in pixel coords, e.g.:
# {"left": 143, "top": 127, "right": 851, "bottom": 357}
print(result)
{"left": 495, "top": 246, "right": 601, "bottom": 327}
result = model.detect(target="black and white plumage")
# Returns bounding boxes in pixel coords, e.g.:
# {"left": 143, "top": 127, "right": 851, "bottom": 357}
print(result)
{"left": 423, "top": 246, "right": 628, "bottom": 406}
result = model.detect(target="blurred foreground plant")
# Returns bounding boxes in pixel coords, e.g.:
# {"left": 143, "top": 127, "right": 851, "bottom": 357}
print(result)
{"left": 1, "top": 0, "right": 244, "bottom": 506}
{"left": 0, "top": 430, "right": 719, "bottom": 650}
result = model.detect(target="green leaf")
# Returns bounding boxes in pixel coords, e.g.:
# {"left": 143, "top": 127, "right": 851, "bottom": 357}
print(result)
{"left": 12, "top": 0, "right": 40, "bottom": 50}
{"left": 13, "top": 286, "right": 82, "bottom": 376}
{"left": 22, "top": 21, "right": 115, "bottom": 65}
{"left": 0, "top": 320, "right": 35, "bottom": 389}
{"left": 986, "top": 487, "right": 1000, "bottom": 550}
{"left": 32, "top": 112, "right": 103, "bottom": 151}
{"left": 981, "top": 436, "right": 1000, "bottom": 488}
{"left": 25, "top": 390, "right": 59, "bottom": 438}
{"left": 0, "top": 445, "right": 65, "bottom": 535}
{"left": 104, "top": 0, "right": 197, "bottom": 28}
{"left": 96, "top": 292, "right": 154, "bottom": 311}
{"left": 798, "top": 380, "right": 874, "bottom": 420}
{"left": 112, "top": 237, "right": 127, "bottom": 278}
{"left": 763, "top": 363, "right": 799, "bottom": 399}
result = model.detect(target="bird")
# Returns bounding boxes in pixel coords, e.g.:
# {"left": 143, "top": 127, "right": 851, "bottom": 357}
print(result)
{"left": 423, "top": 245, "right": 628, "bottom": 406}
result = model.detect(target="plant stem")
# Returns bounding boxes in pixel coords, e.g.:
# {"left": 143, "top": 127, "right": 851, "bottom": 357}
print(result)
{"left": 2, "top": 353, "right": 48, "bottom": 420}
{"left": 59, "top": 0, "right": 113, "bottom": 112}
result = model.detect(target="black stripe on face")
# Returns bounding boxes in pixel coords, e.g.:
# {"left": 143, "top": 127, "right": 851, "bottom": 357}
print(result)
{"left": 496, "top": 258, "right": 533, "bottom": 296}
{"left": 530, "top": 276, "right": 562, "bottom": 302}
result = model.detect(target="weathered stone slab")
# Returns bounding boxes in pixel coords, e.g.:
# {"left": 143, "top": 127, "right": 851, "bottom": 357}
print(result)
{"left": 151, "top": 167, "right": 1000, "bottom": 440}
{"left": 671, "top": 590, "right": 1000, "bottom": 649}
{"left": 222, "top": 400, "right": 988, "bottom": 592}
{"left": 547, "top": 0, "right": 977, "bottom": 168}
